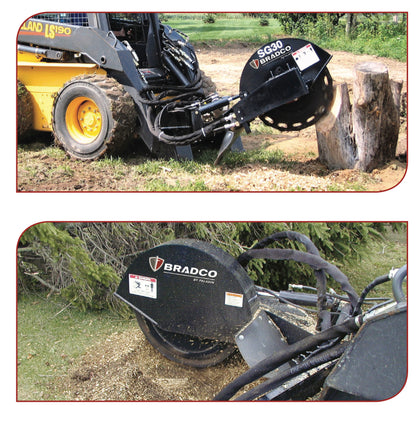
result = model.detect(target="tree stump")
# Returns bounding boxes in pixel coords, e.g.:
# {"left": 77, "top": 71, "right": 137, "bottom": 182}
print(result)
{"left": 316, "top": 62, "right": 402, "bottom": 172}
{"left": 353, "top": 62, "right": 401, "bottom": 171}
{"left": 316, "top": 83, "right": 356, "bottom": 170}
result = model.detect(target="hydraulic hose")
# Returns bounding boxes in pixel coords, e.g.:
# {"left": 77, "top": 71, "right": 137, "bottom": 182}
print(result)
{"left": 213, "top": 316, "right": 360, "bottom": 401}
{"left": 392, "top": 265, "right": 407, "bottom": 304}
{"left": 138, "top": 88, "right": 203, "bottom": 106}
{"left": 237, "top": 231, "right": 322, "bottom": 266}
{"left": 238, "top": 231, "right": 334, "bottom": 330}
{"left": 234, "top": 341, "right": 349, "bottom": 401}
{"left": 354, "top": 264, "right": 407, "bottom": 315}
{"left": 353, "top": 274, "right": 390, "bottom": 315}
{"left": 238, "top": 247, "right": 359, "bottom": 310}
{"left": 142, "top": 72, "right": 203, "bottom": 95}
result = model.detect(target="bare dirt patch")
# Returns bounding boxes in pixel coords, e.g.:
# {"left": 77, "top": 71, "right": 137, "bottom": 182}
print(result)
{"left": 17, "top": 45, "right": 407, "bottom": 192}
{"left": 51, "top": 327, "right": 248, "bottom": 401}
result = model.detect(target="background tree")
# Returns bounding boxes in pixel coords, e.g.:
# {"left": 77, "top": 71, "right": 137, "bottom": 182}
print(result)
{"left": 345, "top": 13, "right": 357, "bottom": 38}
{"left": 17, "top": 222, "right": 404, "bottom": 315}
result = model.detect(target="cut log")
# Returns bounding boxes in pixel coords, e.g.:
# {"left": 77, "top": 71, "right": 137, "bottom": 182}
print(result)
{"left": 352, "top": 62, "right": 401, "bottom": 171}
{"left": 316, "top": 83, "right": 356, "bottom": 170}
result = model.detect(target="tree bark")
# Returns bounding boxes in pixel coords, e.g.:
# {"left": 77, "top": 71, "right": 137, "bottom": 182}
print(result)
{"left": 352, "top": 62, "right": 401, "bottom": 171}
{"left": 345, "top": 13, "right": 357, "bottom": 38}
{"left": 316, "top": 83, "right": 356, "bottom": 170}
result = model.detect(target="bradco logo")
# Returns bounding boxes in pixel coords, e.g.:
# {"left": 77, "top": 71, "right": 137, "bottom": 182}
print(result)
{"left": 164, "top": 263, "right": 218, "bottom": 279}
{"left": 249, "top": 59, "right": 260, "bottom": 70}
{"left": 149, "top": 256, "right": 218, "bottom": 279}
{"left": 149, "top": 256, "right": 164, "bottom": 272}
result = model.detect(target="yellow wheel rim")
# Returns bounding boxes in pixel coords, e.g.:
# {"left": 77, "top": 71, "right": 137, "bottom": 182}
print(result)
{"left": 65, "top": 97, "right": 102, "bottom": 144}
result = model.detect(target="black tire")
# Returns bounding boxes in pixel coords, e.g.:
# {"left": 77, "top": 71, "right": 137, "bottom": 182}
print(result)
{"left": 136, "top": 312, "right": 236, "bottom": 368}
{"left": 17, "top": 80, "right": 33, "bottom": 141}
{"left": 52, "top": 74, "right": 136, "bottom": 160}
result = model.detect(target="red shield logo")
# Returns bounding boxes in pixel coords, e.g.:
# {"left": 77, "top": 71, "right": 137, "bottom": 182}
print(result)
{"left": 149, "top": 256, "right": 164, "bottom": 272}
{"left": 249, "top": 59, "right": 260, "bottom": 69}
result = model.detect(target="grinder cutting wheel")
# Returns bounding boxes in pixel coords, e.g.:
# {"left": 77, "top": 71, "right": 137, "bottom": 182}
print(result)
{"left": 238, "top": 38, "right": 333, "bottom": 131}
{"left": 213, "top": 38, "right": 334, "bottom": 161}
{"left": 115, "top": 235, "right": 319, "bottom": 369}
{"left": 115, "top": 231, "right": 407, "bottom": 401}
{"left": 115, "top": 232, "right": 344, "bottom": 370}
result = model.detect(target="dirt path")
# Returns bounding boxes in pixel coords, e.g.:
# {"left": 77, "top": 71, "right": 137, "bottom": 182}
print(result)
{"left": 17, "top": 46, "right": 407, "bottom": 192}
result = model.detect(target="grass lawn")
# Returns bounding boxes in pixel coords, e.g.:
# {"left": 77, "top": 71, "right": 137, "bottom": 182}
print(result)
{"left": 17, "top": 294, "right": 135, "bottom": 400}
{"left": 164, "top": 14, "right": 282, "bottom": 44}
{"left": 336, "top": 228, "right": 407, "bottom": 299}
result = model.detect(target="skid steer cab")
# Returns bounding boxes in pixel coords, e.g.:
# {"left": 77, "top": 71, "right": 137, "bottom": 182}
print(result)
{"left": 115, "top": 231, "right": 407, "bottom": 401}
{"left": 17, "top": 13, "right": 333, "bottom": 162}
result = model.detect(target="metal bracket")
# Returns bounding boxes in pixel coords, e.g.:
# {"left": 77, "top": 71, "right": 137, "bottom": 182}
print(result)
{"left": 235, "top": 310, "right": 292, "bottom": 378}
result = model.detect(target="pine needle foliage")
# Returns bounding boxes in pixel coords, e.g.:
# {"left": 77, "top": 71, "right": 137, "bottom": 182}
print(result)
{"left": 17, "top": 222, "right": 404, "bottom": 315}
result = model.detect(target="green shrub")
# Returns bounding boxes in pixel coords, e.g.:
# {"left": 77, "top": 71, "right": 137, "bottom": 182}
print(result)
{"left": 272, "top": 13, "right": 406, "bottom": 61}
{"left": 203, "top": 13, "right": 216, "bottom": 24}
{"left": 18, "top": 223, "right": 131, "bottom": 316}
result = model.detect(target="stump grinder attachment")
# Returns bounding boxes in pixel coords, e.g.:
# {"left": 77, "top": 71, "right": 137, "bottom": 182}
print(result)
{"left": 115, "top": 231, "right": 407, "bottom": 401}
{"left": 18, "top": 13, "right": 333, "bottom": 161}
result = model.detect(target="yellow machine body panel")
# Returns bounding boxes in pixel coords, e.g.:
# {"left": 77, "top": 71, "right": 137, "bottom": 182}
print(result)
{"left": 17, "top": 51, "right": 106, "bottom": 131}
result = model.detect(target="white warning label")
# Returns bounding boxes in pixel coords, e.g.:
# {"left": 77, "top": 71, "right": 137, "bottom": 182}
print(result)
{"left": 292, "top": 43, "right": 320, "bottom": 71}
{"left": 225, "top": 291, "right": 244, "bottom": 308}
{"left": 129, "top": 274, "right": 157, "bottom": 299}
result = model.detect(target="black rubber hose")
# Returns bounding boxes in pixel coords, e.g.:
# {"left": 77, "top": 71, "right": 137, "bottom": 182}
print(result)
{"left": 235, "top": 341, "right": 349, "bottom": 401}
{"left": 353, "top": 274, "right": 390, "bottom": 316}
{"left": 213, "top": 316, "right": 360, "bottom": 401}
{"left": 392, "top": 264, "right": 407, "bottom": 304}
{"left": 138, "top": 89, "right": 203, "bottom": 106}
{"left": 237, "top": 231, "right": 332, "bottom": 330}
{"left": 140, "top": 68, "right": 203, "bottom": 94}
{"left": 237, "top": 230, "right": 321, "bottom": 266}
{"left": 238, "top": 247, "right": 359, "bottom": 310}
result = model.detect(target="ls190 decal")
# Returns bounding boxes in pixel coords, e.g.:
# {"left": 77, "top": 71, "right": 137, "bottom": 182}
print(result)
{"left": 19, "top": 20, "right": 72, "bottom": 39}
